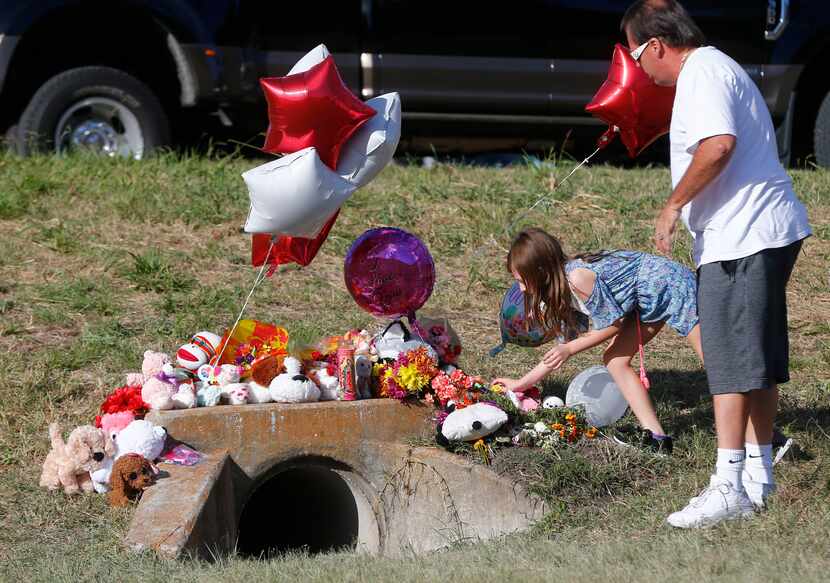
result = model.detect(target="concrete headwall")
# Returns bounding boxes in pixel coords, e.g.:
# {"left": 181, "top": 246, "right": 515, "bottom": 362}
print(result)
{"left": 126, "top": 400, "right": 545, "bottom": 558}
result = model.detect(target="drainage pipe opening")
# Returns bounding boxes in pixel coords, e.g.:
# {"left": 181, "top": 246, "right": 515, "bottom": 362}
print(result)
{"left": 237, "top": 465, "right": 359, "bottom": 558}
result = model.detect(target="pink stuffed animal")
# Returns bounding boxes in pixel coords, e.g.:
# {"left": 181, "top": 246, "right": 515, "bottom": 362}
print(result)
{"left": 131, "top": 350, "right": 178, "bottom": 411}
{"left": 507, "top": 386, "right": 541, "bottom": 412}
{"left": 99, "top": 411, "right": 135, "bottom": 442}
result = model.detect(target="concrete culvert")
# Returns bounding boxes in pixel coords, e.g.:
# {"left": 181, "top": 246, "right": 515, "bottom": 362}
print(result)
{"left": 236, "top": 461, "right": 362, "bottom": 558}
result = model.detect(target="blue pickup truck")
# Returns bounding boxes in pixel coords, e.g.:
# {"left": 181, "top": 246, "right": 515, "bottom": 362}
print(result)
{"left": 0, "top": 1, "right": 826, "bottom": 165}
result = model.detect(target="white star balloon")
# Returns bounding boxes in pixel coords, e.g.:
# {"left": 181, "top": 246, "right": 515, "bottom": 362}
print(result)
{"left": 242, "top": 147, "right": 356, "bottom": 238}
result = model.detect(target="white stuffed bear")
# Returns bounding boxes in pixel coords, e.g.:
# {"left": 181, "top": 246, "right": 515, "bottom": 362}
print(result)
{"left": 307, "top": 361, "right": 340, "bottom": 401}
{"left": 438, "top": 403, "right": 508, "bottom": 444}
{"left": 247, "top": 381, "right": 273, "bottom": 404}
{"left": 542, "top": 396, "right": 565, "bottom": 409}
{"left": 171, "top": 381, "right": 197, "bottom": 409}
{"left": 269, "top": 357, "right": 320, "bottom": 403}
{"left": 90, "top": 419, "right": 167, "bottom": 494}
{"left": 195, "top": 364, "right": 245, "bottom": 407}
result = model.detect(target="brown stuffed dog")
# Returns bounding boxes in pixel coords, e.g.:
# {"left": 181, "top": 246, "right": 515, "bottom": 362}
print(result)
{"left": 108, "top": 454, "right": 157, "bottom": 507}
{"left": 39, "top": 423, "right": 115, "bottom": 495}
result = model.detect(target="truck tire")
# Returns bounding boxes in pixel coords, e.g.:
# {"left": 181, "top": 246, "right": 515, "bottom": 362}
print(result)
{"left": 16, "top": 66, "right": 170, "bottom": 159}
{"left": 814, "top": 89, "right": 830, "bottom": 168}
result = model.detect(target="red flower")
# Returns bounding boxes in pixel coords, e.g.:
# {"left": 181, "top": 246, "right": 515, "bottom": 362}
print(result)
{"left": 99, "top": 384, "right": 149, "bottom": 420}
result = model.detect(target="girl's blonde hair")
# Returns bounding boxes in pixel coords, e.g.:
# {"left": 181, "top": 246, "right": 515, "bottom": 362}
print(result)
{"left": 506, "top": 228, "right": 576, "bottom": 340}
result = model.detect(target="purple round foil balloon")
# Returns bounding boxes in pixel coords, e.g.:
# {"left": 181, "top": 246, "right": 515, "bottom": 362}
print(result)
{"left": 344, "top": 227, "right": 435, "bottom": 318}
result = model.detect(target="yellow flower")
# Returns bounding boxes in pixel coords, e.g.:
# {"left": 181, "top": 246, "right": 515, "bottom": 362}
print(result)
{"left": 586, "top": 427, "right": 598, "bottom": 439}
{"left": 565, "top": 413, "right": 576, "bottom": 422}
{"left": 551, "top": 423, "right": 564, "bottom": 430}
{"left": 397, "top": 364, "right": 431, "bottom": 392}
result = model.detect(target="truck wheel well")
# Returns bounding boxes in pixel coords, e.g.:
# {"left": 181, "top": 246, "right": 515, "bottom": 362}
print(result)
{"left": 1, "top": 3, "right": 180, "bottom": 132}
{"left": 792, "top": 44, "right": 830, "bottom": 164}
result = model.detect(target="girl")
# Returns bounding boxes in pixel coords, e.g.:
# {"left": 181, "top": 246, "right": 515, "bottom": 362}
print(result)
{"left": 494, "top": 228, "right": 703, "bottom": 453}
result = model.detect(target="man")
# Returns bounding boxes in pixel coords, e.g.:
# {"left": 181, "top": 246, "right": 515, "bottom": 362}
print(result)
{"left": 621, "top": 0, "right": 812, "bottom": 528}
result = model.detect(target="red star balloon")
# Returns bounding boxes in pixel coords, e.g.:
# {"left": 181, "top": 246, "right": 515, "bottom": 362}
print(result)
{"left": 585, "top": 44, "right": 676, "bottom": 158}
{"left": 251, "top": 210, "right": 340, "bottom": 270}
{"left": 260, "top": 56, "right": 376, "bottom": 169}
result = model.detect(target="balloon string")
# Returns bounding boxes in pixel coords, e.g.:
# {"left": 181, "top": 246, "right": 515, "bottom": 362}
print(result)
{"left": 502, "top": 146, "right": 601, "bottom": 238}
{"left": 214, "top": 238, "right": 275, "bottom": 364}
{"left": 432, "top": 146, "right": 602, "bottom": 293}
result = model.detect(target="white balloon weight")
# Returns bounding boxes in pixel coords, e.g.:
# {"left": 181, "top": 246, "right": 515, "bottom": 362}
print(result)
{"left": 242, "top": 147, "right": 356, "bottom": 237}
{"left": 565, "top": 365, "right": 628, "bottom": 427}
{"left": 287, "top": 44, "right": 331, "bottom": 75}
{"left": 337, "top": 92, "right": 402, "bottom": 187}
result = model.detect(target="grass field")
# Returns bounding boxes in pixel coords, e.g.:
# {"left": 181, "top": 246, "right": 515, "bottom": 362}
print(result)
{"left": 0, "top": 150, "right": 828, "bottom": 582}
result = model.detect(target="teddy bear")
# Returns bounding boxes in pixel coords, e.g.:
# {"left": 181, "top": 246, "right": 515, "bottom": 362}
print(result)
{"left": 306, "top": 361, "right": 340, "bottom": 401}
{"left": 436, "top": 403, "right": 508, "bottom": 446}
{"left": 194, "top": 363, "right": 246, "bottom": 406}
{"left": 171, "top": 381, "right": 197, "bottom": 409}
{"left": 40, "top": 423, "right": 115, "bottom": 495}
{"left": 506, "top": 386, "right": 542, "bottom": 412}
{"left": 354, "top": 354, "right": 373, "bottom": 400}
{"left": 98, "top": 411, "right": 135, "bottom": 443}
{"left": 245, "top": 354, "right": 284, "bottom": 403}
{"left": 269, "top": 357, "right": 320, "bottom": 403}
{"left": 108, "top": 454, "right": 157, "bottom": 507}
{"left": 176, "top": 331, "right": 222, "bottom": 371}
{"left": 90, "top": 419, "right": 167, "bottom": 493}
{"left": 542, "top": 395, "right": 565, "bottom": 409}
{"left": 128, "top": 350, "right": 188, "bottom": 411}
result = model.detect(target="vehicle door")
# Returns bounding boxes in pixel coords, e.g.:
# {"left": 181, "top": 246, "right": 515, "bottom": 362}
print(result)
{"left": 364, "top": 0, "right": 554, "bottom": 118}
{"left": 233, "top": 1, "right": 364, "bottom": 100}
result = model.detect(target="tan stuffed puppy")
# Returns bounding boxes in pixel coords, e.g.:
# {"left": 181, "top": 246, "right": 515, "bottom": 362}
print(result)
{"left": 108, "top": 454, "right": 157, "bottom": 507}
{"left": 39, "top": 423, "right": 115, "bottom": 494}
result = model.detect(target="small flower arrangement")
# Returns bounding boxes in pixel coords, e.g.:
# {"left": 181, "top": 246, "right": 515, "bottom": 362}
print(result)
{"left": 95, "top": 384, "right": 149, "bottom": 427}
{"left": 512, "top": 409, "right": 598, "bottom": 450}
{"left": 374, "top": 346, "right": 439, "bottom": 401}
{"left": 430, "top": 368, "right": 488, "bottom": 409}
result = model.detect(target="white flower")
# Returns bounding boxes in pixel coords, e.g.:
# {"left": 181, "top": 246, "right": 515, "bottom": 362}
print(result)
{"left": 534, "top": 421, "right": 550, "bottom": 434}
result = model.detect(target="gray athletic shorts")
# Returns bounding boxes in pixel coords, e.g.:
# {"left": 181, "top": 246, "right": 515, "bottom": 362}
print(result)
{"left": 697, "top": 240, "right": 803, "bottom": 395}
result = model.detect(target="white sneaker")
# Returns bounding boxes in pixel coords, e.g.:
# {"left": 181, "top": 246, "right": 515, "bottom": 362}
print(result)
{"left": 667, "top": 475, "right": 755, "bottom": 528}
{"left": 742, "top": 471, "right": 776, "bottom": 509}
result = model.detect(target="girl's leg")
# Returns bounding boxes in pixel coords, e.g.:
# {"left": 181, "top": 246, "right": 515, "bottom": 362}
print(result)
{"left": 603, "top": 317, "right": 665, "bottom": 435}
{"left": 685, "top": 323, "right": 704, "bottom": 362}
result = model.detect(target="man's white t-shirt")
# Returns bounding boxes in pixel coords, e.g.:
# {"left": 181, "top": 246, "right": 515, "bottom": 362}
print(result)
{"left": 670, "top": 46, "right": 811, "bottom": 267}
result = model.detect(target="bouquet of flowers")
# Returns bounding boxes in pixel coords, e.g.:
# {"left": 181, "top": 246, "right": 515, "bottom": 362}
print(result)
{"left": 374, "top": 346, "right": 439, "bottom": 401}
{"left": 95, "top": 384, "right": 149, "bottom": 427}
{"left": 512, "top": 409, "right": 598, "bottom": 450}
{"left": 430, "top": 368, "right": 488, "bottom": 409}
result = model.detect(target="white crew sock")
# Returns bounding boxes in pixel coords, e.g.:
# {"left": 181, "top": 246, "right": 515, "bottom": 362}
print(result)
{"left": 744, "top": 442, "right": 774, "bottom": 485}
{"left": 715, "top": 448, "right": 745, "bottom": 490}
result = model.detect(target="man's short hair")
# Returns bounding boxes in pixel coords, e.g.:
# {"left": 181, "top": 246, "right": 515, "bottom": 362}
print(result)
{"left": 621, "top": 0, "right": 706, "bottom": 48}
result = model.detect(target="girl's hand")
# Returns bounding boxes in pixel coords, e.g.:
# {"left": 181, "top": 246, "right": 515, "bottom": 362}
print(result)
{"left": 492, "top": 378, "right": 524, "bottom": 392}
{"left": 543, "top": 344, "right": 572, "bottom": 370}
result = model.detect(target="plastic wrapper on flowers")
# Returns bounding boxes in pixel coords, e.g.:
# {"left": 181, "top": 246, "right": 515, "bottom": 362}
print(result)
{"left": 413, "top": 316, "right": 462, "bottom": 366}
